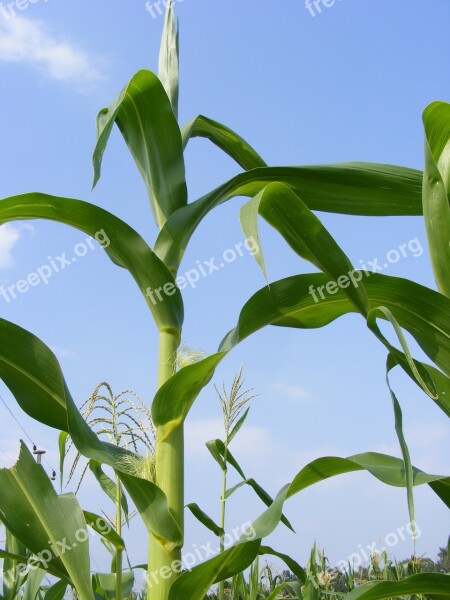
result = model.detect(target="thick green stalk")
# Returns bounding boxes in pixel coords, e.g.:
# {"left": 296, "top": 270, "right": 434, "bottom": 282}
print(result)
{"left": 115, "top": 475, "right": 123, "bottom": 600}
{"left": 148, "top": 331, "right": 183, "bottom": 600}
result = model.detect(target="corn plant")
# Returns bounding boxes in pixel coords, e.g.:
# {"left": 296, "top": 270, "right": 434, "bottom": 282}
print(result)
{"left": 0, "top": 2, "right": 449, "bottom": 599}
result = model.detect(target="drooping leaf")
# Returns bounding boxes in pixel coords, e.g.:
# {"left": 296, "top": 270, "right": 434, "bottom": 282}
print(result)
{"left": 88, "top": 462, "right": 129, "bottom": 522}
{"left": 158, "top": 0, "right": 179, "bottom": 118}
{"left": 186, "top": 504, "right": 223, "bottom": 537}
{"left": 206, "top": 439, "right": 245, "bottom": 478}
{"left": 287, "top": 452, "right": 449, "bottom": 508}
{"left": 386, "top": 355, "right": 416, "bottom": 531}
{"left": 0, "top": 193, "right": 184, "bottom": 337}
{"left": 422, "top": 101, "right": 450, "bottom": 297}
{"left": 82, "top": 511, "right": 125, "bottom": 551}
{"left": 240, "top": 181, "right": 369, "bottom": 314}
{"left": 182, "top": 115, "right": 267, "bottom": 170}
{"left": 0, "top": 319, "right": 182, "bottom": 551}
{"left": 93, "top": 70, "right": 187, "bottom": 228}
{"left": 343, "top": 573, "right": 450, "bottom": 599}
{"left": 259, "top": 545, "right": 306, "bottom": 584}
{"left": 168, "top": 540, "right": 261, "bottom": 600}
{"left": 0, "top": 443, "right": 93, "bottom": 600}
{"left": 155, "top": 163, "right": 423, "bottom": 272}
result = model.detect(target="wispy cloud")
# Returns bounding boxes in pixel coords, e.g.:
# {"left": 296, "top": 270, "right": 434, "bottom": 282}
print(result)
{"left": 0, "top": 223, "right": 33, "bottom": 269}
{"left": 270, "top": 382, "right": 315, "bottom": 404}
{"left": 0, "top": 16, "right": 104, "bottom": 86}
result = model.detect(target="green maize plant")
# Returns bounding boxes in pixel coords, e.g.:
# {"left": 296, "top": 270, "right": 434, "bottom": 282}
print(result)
{"left": 0, "top": 2, "right": 449, "bottom": 599}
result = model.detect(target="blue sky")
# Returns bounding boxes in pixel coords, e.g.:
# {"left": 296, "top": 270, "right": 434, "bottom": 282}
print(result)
{"left": 0, "top": 0, "right": 449, "bottom": 581}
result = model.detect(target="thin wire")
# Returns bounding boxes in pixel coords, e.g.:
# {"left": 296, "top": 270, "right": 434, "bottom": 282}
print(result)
{"left": 0, "top": 446, "right": 15, "bottom": 464}
{"left": 0, "top": 394, "right": 57, "bottom": 476}
{"left": 0, "top": 394, "right": 36, "bottom": 446}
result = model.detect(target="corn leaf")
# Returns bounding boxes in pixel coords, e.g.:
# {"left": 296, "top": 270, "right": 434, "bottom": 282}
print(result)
{"left": 182, "top": 115, "right": 267, "bottom": 170}
{"left": 0, "top": 193, "right": 184, "bottom": 337}
{"left": 422, "top": 101, "right": 450, "bottom": 296}
{"left": 93, "top": 70, "right": 187, "bottom": 228}
{"left": 155, "top": 163, "right": 423, "bottom": 272}
{"left": 0, "top": 443, "right": 93, "bottom": 600}
{"left": 343, "top": 573, "right": 450, "bottom": 599}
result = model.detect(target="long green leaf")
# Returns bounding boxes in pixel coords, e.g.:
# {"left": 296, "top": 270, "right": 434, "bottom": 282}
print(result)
{"left": 240, "top": 181, "right": 369, "bottom": 314}
{"left": 343, "top": 573, "right": 450, "bottom": 599}
{"left": 186, "top": 504, "right": 223, "bottom": 537}
{"left": 154, "top": 164, "right": 423, "bottom": 272}
{"left": 386, "top": 355, "right": 416, "bottom": 532}
{"left": 0, "top": 443, "right": 93, "bottom": 600}
{"left": 422, "top": 101, "right": 450, "bottom": 297}
{"left": 0, "top": 193, "right": 183, "bottom": 337}
{"left": 82, "top": 511, "right": 125, "bottom": 551}
{"left": 0, "top": 319, "right": 182, "bottom": 551}
{"left": 153, "top": 273, "right": 450, "bottom": 449}
{"left": 287, "top": 452, "right": 449, "bottom": 507}
{"left": 167, "top": 540, "right": 261, "bottom": 600}
{"left": 182, "top": 115, "right": 267, "bottom": 170}
{"left": 93, "top": 70, "right": 187, "bottom": 228}
{"left": 88, "top": 462, "right": 129, "bottom": 521}
{"left": 259, "top": 545, "right": 306, "bottom": 584}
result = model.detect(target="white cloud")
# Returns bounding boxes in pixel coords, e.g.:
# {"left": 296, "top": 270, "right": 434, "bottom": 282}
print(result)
{"left": 270, "top": 382, "right": 315, "bottom": 404}
{"left": 0, "top": 16, "right": 104, "bottom": 86}
{"left": 0, "top": 223, "right": 33, "bottom": 269}
{"left": 50, "top": 346, "right": 76, "bottom": 359}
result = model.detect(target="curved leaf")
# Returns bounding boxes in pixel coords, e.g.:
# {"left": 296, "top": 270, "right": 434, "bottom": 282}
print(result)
{"left": 167, "top": 540, "right": 261, "bottom": 600}
{"left": 0, "top": 193, "right": 183, "bottom": 337}
{"left": 186, "top": 504, "right": 223, "bottom": 537}
{"left": 182, "top": 115, "right": 267, "bottom": 170}
{"left": 287, "top": 452, "right": 449, "bottom": 507}
{"left": 220, "top": 273, "right": 450, "bottom": 381}
{"left": 88, "top": 462, "right": 129, "bottom": 521}
{"left": 423, "top": 101, "right": 450, "bottom": 296}
{"left": 82, "top": 511, "right": 125, "bottom": 551}
{"left": 259, "top": 545, "right": 306, "bottom": 584}
{"left": 93, "top": 70, "right": 187, "bottom": 228}
{"left": 240, "top": 181, "right": 369, "bottom": 314}
{"left": 0, "top": 443, "right": 93, "bottom": 600}
{"left": 154, "top": 163, "right": 423, "bottom": 272}
{"left": 0, "top": 319, "right": 182, "bottom": 551}
{"left": 153, "top": 273, "right": 450, "bottom": 452}
{"left": 343, "top": 573, "right": 450, "bottom": 599}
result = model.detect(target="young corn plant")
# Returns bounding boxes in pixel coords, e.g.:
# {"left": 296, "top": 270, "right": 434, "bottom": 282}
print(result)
{"left": 0, "top": 2, "right": 449, "bottom": 600}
